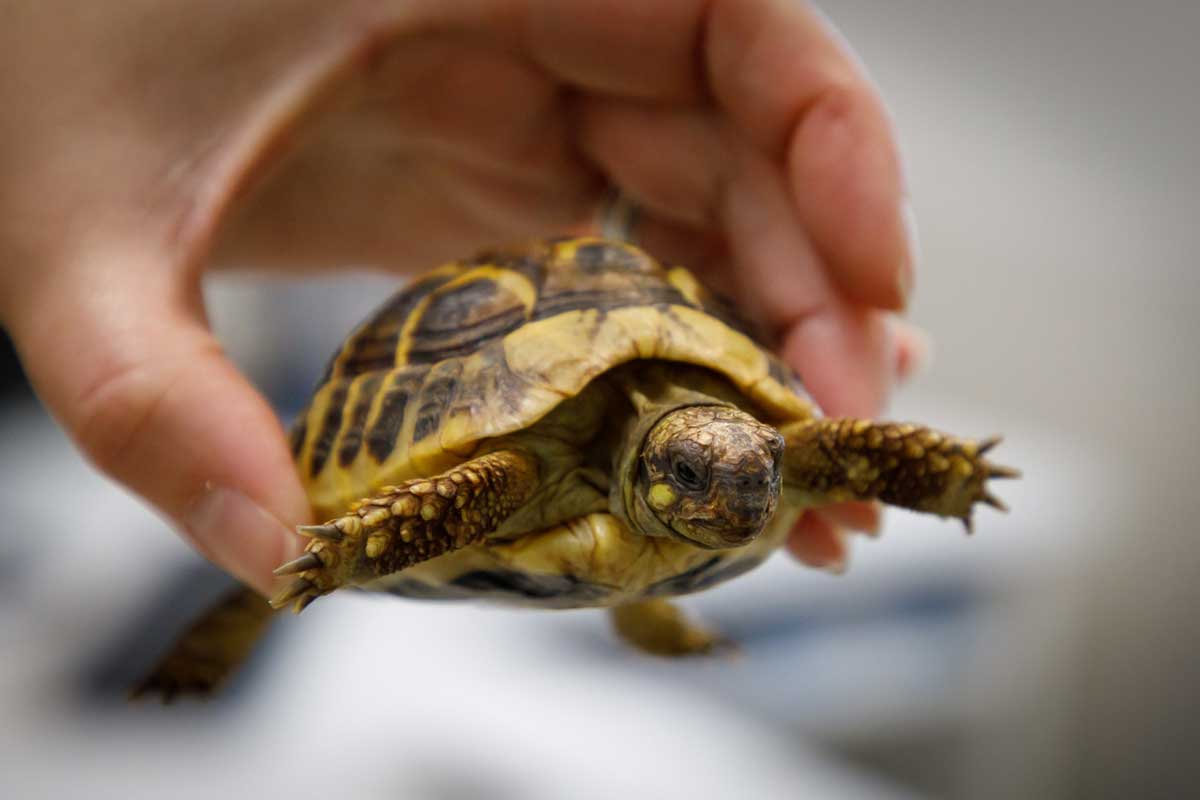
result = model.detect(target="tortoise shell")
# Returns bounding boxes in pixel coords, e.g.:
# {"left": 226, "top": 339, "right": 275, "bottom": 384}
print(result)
{"left": 292, "top": 237, "right": 814, "bottom": 519}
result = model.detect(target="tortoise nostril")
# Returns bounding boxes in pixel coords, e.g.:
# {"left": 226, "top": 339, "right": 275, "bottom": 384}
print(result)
{"left": 736, "top": 473, "right": 769, "bottom": 490}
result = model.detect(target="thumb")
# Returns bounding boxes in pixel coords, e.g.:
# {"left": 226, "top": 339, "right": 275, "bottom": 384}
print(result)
{"left": 8, "top": 254, "right": 309, "bottom": 595}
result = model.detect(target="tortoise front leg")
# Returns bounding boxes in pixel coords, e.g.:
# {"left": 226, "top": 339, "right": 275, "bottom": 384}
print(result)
{"left": 271, "top": 449, "right": 538, "bottom": 611}
{"left": 781, "top": 419, "right": 1018, "bottom": 532}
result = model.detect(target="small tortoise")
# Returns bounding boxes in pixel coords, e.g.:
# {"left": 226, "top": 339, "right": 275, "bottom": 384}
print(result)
{"left": 137, "top": 237, "right": 1014, "bottom": 698}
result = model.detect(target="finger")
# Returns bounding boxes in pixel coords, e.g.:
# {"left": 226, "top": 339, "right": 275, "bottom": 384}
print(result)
{"left": 576, "top": 96, "right": 895, "bottom": 417}
{"left": 516, "top": 0, "right": 908, "bottom": 309}
{"left": 719, "top": 148, "right": 894, "bottom": 418}
{"left": 8, "top": 256, "right": 309, "bottom": 595}
{"left": 786, "top": 511, "right": 849, "bottom": 573}
{"left": 513, "top": 0, "right": 847, "bottom": 111}
{"left": 784, "top": 86, "right": 910, "bottom": 311}
{"left": 511, "top": 0, "right": 710, "bottom": 101}
{"left": 575, "top": 99, "right": 818, "bottom": 319}
{"left": 573, "top": 99, "right": 723, "bottom": 231}
{"left": 215, "top": 33, "right": 602, "bottom": 271}
{"left": 819, "top": 501, "right": 882, "bottom": 537}
{"left": 703, "top": 1, "right": 910, "bottom": 309}
{"left": 777, "top": 304, "right": 892, "bottom": 418}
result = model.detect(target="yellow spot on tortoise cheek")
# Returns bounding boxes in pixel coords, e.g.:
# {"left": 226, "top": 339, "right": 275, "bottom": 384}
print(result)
{"left": 648, "top": 483, "right": 678, "bottom": 511}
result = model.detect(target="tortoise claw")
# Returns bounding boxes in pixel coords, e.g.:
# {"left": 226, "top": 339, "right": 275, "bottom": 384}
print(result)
{"left": 982, "top": 490, "right": 1009, "bottom": 513}
{"left": 977, "top": 436, "right": 1002, "bottom": 455}
{"left": 273, "top": 552, "right": 322, "bottom": 576}
{"left": 987, "top": 464, "right": 1021, "bottom": 480}
{"left": 269, "top": 578, "right": 313, "bottom": 610}
{"left": 961, "top": 515, "right": 975, "bottom": 535}
{"left": 297, "top": 523, "right": 343, "bottom": 541}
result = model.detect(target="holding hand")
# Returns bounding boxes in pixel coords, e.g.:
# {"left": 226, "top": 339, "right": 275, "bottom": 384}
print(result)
{"left": 0, "top": 0, "right": 920, "bottom": 594}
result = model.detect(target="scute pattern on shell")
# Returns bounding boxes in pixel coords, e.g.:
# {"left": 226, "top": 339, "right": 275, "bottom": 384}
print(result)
{"left": 292, "top": 237, "right": 814, "bottom": 519}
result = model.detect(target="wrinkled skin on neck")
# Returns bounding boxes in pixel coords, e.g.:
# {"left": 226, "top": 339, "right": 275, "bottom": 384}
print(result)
{"left": 620, "top": 405, "right": 785, "bottom": 549}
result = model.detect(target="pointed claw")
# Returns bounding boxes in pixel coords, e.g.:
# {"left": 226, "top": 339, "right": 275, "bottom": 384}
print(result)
{"left": 293, "top": 594, "right": 318, "bottom": 614}
{"left": 297, "top": 523, "right": 343, "bottom": 542}
{"left": 270, "top": 578, "right": 313, "bottom": 609}
{"left": 977, "top": 436, "right": 1002, "bottom": 455}
{"left": 273, "top": 552, "right": 322, "bottom": 576}
{"left": 988, "top": 464, "right": 1021, "bottom": 480}
{"left": 982, "top": 491, "right": 1009, "bottom": 513}
{"left": 961, "top": 515, "right": 975, "bottom": 535}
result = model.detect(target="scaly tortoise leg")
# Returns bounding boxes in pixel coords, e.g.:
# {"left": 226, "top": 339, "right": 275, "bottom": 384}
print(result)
{"left": 609, "top": 599, "right": 733, "bottom": 657}
{"left": 131, "top": 586, "right": 274, "bottom": 702}
{"left": 271, "top": 449, "right": 538, "bottom": 611}
{"left": 781, "top": 419, "right": 1019, "bottom": 531}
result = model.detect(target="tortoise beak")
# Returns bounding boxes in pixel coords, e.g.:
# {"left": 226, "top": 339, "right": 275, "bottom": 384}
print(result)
{"left": 692, "top": 489, "right": 778, "bottom": 546}
{"left": 718, "top": 464, "right": 781, "bottom": 544}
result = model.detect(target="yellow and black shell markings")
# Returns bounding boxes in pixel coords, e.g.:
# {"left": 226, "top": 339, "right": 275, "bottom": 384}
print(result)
{"left": 292, "top": 237, "right": 816, "bottom": 518}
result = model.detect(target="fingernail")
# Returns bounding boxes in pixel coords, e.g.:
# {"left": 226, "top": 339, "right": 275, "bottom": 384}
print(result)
{"left": 899, "top": 198, "right": 920, "bottom": 306}
{"left": 184, "top": 485, "right": 300, "bottom": 595}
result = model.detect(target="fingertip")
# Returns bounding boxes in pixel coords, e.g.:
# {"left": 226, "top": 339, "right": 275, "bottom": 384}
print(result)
{"left": 786, "top": 510, "right": 849, "bottom": 573}
{"left": 14, "top": 277, "right": 312, "bottom": 591}
{"left": 185, "top": 486, "right": 304, "bottom": 596}
{"left": 143, "top": 359, "right": 311, "bottom": 590}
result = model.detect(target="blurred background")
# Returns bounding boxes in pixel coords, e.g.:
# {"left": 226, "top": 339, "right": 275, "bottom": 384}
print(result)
{"left": 2, "top": 1, "right": 1198, "bottom": 797}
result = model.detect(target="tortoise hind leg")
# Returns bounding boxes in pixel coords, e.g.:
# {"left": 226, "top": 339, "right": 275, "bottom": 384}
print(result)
{"left": 272, "top": 449, "right": 539, "bottom": 611}
{"left": 781, "top": 419, "right": 1018, "bottom": 532}
{"left": 610, "top": 599, "right": 732, "bottom": 657}
{"left": 131, "top": 587, "right": 274, "bottom": 702}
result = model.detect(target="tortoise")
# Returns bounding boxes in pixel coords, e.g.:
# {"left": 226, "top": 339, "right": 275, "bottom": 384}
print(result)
{"left": 136, "top": 236, "right": 1015, "bottom": 698}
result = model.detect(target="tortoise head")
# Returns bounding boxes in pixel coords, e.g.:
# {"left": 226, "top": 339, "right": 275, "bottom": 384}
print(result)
{"left": 631, "top": 406, "right": 785, "bottom": 549}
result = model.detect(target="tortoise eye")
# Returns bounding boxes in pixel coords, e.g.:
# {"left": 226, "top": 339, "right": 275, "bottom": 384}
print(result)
{"left": 672, "top": 457, "right": 708, "bottom": 491}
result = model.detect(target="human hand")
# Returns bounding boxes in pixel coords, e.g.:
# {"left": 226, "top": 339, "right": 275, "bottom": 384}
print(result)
{"left": 0, "top": 0, "right": 921, "bottom": 594}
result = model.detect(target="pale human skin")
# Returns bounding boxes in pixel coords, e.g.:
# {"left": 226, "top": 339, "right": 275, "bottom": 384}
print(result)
{"left": 0, "top": 0, "right": 923, "bottom": 596}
